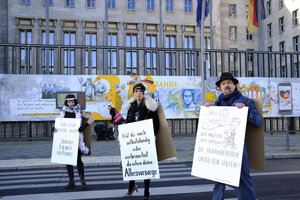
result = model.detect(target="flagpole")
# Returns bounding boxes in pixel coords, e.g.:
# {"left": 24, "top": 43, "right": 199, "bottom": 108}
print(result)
{"left": 209, "top": 0, "right": 214, "bottom": 76}
{"left": 258, "top": 0, "right": 263, "bottom": 77}
{"left": 200, "top": 0, "right": 206, "bottom": 105}
{"left": 104, "top": 0, "right": 108, "bottom": 75}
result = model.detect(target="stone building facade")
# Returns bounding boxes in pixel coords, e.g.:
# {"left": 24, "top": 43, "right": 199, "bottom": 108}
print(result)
{"left": 0, "top": 0, "right": 299, "bottom": 76}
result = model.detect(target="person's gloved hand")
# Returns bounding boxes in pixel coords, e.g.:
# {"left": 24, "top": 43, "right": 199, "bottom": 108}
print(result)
{"left": 78, "top": 122, "right": 89, "bottom": 132}
{"left": 51, "top": 127, "right": 57, "bottom": 133}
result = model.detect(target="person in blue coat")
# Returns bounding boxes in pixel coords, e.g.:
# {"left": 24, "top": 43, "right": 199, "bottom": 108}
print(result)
{"left": 205, "top": 72, "right": 262, "bottom": 200}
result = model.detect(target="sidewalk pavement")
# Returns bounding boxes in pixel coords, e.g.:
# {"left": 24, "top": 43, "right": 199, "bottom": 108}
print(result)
{"left": 1, "top": 133, "right": 300, "bottom": 170}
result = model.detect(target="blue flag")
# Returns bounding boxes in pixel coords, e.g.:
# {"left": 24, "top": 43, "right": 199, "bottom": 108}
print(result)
{"left": 196, "top": 0, "right": 209, "bottom": 27}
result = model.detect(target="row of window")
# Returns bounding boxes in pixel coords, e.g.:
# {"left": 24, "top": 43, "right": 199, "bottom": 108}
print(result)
{"left": 266, "top": 13, "right": 299, "bottom": 38}
{"left": 21, "top": 0, "right": 193, "bottom": 13}
{"left": 228, "top": 3, "right": 298, "bottom": 27}
{"left": 272, "top": 35, "right": 300, "bottom": 52}
{"left": 19, "top": 30, "right": 203, "bottom": 76}
{"left": 266, "top": 0, "right": 295, "bottom": 16}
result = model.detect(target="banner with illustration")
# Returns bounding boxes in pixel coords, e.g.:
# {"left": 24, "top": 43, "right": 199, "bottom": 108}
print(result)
{"left": 0, "top": 74, "right": 201, "bottom": 121}
{"left": 1, "top": 74, "right": 300, "bottom": 121}
{"left": 191, "top": 106, "right": 249, "bottom": 187}
{"left": 206, "top": 77, "right": 300, "bottom": 118}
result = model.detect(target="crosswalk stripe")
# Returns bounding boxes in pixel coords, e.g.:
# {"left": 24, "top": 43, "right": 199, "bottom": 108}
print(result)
{"left": 0, "top": 184, "right": 234, "bottom": 200}
{"left": 0, "top": 175, "right": 200, "bottom": 190}
{"left": 0, "top": 163, "right": 187, "bottom": 176}
{"left": 0, "top": 166, "right": 191, "bottom": 180}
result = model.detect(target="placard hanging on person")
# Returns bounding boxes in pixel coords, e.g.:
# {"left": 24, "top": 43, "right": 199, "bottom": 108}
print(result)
{"left": 51, "top": 118, "right": 81, "bottom": 166}
{"left": 119, "top": 119, "right": 160, "bottom": 181}
{"left": 191, "top": 106, "right": 248, "bottom": 187}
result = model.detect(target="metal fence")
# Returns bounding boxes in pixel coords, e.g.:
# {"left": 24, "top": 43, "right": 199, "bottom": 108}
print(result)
{"left": 0, "top": 43, "right": 300, "bottom": 140}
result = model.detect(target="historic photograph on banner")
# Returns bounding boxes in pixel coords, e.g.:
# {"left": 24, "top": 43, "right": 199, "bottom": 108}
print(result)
{"left": 51, "top": 118, "right": 81, "bottom": 166}
{"left": 191, "top": 106, "right": 248, "bottom": 187}
{"left": 119, "top": 119, "right": 160, "bottom": 181}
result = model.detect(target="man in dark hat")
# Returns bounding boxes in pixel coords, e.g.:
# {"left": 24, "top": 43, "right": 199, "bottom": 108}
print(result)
{"left": 205, "top": 72, "right": 262, "bottom": 200}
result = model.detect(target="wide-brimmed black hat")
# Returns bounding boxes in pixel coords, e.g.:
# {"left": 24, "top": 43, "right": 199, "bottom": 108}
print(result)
{"left": 215, "top": 72, "right": 239, "bottom": 87}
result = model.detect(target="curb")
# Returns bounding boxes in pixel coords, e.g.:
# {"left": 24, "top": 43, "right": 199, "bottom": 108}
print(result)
{"left": 2, "top": 154, "right": 300, "bottom": 171}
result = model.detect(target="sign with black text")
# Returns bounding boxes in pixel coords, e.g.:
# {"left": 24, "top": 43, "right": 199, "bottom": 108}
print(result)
{"left": 191, "top": 106, "right": 248, "bottom": 187}
{"left": 51, "top": 118, "right": 81, "bottom": 166}
{"left": 119, "top": 119, "right": 160, "bottom": 181}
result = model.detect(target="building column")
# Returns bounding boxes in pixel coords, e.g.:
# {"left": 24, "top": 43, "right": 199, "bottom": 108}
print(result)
{"left": 0, "top": 1, "right": 8, "bottom": 73}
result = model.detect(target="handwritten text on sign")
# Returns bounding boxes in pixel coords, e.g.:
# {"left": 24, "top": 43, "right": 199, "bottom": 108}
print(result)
{"left": 119, "top": 119, "right": 160, "bottom": 181}
{"left": 191, "top": 106, "right": 248, "bottom": 187}
{"left": 51, "top": 118, "right": 81, "bottom": 166}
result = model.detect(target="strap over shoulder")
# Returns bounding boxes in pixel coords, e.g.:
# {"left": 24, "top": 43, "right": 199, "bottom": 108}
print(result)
{"left": 243, "top": 98, "right": 249, "bottom": 104}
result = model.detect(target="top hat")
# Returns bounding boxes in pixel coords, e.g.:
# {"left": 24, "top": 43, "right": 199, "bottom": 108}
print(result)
{"left": 133, "top": 83, "right": 146, "bottom": 92}
{"left": 215, "top": 72, "right": 239, "bottom": 87}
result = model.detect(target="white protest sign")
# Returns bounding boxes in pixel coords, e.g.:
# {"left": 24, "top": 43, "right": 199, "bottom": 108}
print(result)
{"left": 191, "top": 106, "right": 248, "bottom": 187}
{"left": 51, "top": 118, "right": 81, "bottom": 166}
{"left": 119, "top": 119, "right": 160, "bottom": 181}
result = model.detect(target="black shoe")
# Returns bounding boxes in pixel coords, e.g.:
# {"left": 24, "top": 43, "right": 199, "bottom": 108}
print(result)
{"left": 64, "top": 181, "right": 75, "bottom": 189}
{"left": 144, "top": 191, "right": 150, "bottom": 200}
{"left": 80, "top": 178, "right": 87, "bottom": 190}
{"left": 123, "top": 184, "right": 138, "bottom": 197}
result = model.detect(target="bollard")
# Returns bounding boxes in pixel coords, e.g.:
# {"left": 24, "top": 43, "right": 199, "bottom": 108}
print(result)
{"left": 286, "top": 117, "right": 290, "bottom": 151}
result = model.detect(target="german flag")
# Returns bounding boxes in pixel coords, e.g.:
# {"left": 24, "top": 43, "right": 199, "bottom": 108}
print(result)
{"left": 247, "top": 0, "right": 266, "bottom": 34}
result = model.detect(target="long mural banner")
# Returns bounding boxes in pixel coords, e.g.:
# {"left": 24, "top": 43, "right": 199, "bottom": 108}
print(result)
{"left": 0, "top": 74, "right": 300, "bottom": 121}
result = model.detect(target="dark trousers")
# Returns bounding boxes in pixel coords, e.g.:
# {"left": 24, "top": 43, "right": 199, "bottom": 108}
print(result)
{"left": 66, "top": 150, "right": 85, "bottom": 181}
{"left": 129, "top": 179, "right": 150, "bottom": 195}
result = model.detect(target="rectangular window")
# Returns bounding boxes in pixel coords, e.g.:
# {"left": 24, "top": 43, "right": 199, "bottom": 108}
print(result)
{"left": 267, "top": 23, "right": 272, "bottom": 38}
{"left": 165, "top": 35, "right": 177, "bottom": 75}
{"left": 279, "top": 17, "right": 284, "bottom": 32}
{"left": 147, "top": 0, "right": 155, "bottom": 11}
{"left": 246, "top": 29, "right": 253, "bottom": 40}
{"left": 204, "top": 36, "right": 210, "bottom": 49}
{"left": 279, "top": 0, "right": 283, "bottom": 9}
{"left": 126, "top": 34, "right": 138, "bottom": 75}
{"left": 266, "top": 0, "right": 271, "bottom": 15}
{"left": 21, "top": 0, "right": 31, "bottom": 4}
{"left": 229, "top": 4, "right": 236, "bottom": 17}
{"left": 293, "top": 9, "right": 298, "bottom": 26}
{"left": 65, "top": 0, "right": 75, "bottom": 7}
{"left": 64, "top": 32, "right": 76, "bottom": 75}
{"left": 108, "top": 0, "right": 116, "bottom": 8}
{"left": 293, "top": 36, "right": 299, "bottom": 52}
{"left": 166, "top": 0, "right": 174, "bottom": 12}
{"left": 184, "top": 36, "right": 196, "bottom": 75}
{"left": 43, "top": 0, "right": 53, "bottom": 6}
{"left": 247, "top": 49, "right": 254, "bottom": 62}
{"left": 184, "top": 0, "right": 192, "bottom": 13}
{"left": 20, "top": 30, "right": 32, "bottom": 74}
{"left": 128, "top": 0, "right": 135, "bottom": 10}
{"left": 268, "top": 46, "right": 272, "bottom": 52}
{"left": 108, "top": 33, "right": 118, "bottom": 75}
{"left": 86, "top": 0, "right": 95, "bottom": 8}
{"left": 146, "top": 35, "right": 157, "bottom": 75}
{"left": 20, "top": 30, "right": 32, "bottom": 44}
{"left": 85, "top": 32, "right": 97, "bottom": 75}
{"left": 229, "top": 26, "right": 237, "bottom": 40}
{"left": 279, "top": 41, "right": 285, "bottom": 52}
{"left": 42, "top": 31, "right": 55, "bottom": 74}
